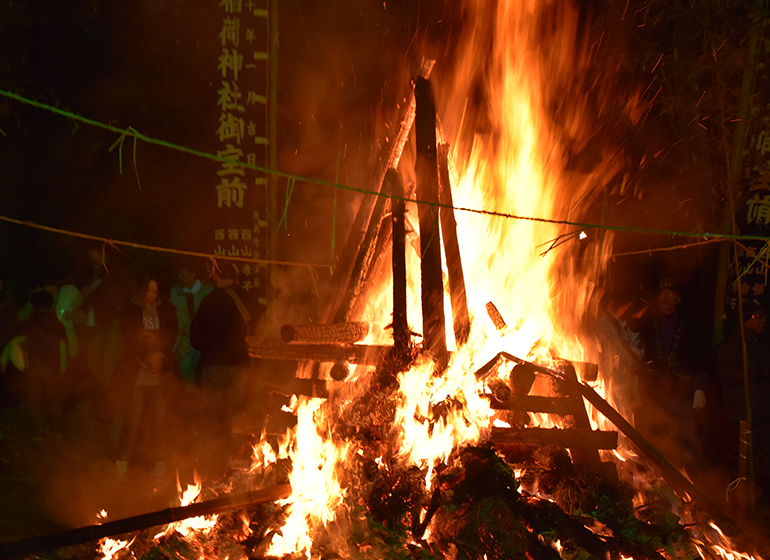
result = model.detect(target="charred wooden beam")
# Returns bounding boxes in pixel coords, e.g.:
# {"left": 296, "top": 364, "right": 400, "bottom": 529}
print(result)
{"left": 490, "top": 427, "right": 618, "bottom": 450}
{"left": 280, "top": 322, "right": 370, "bottom": 344}
{"left": 437, "top": 143, "right": 470, "bottom": 346}
{"left": 487, "top": 395, "right": 586, "bottom": 416}
{"left": 333, "top": 175, "right": 392, "bottom": 323}
{"left": 390, "top": 168, "right": 409, "bottom": 354}
{"left": 414, "top": 76, "right": 447, "bottom": 365}
{"left": 0, "top": 484, "right": 292, "bottom": 560}
{"left": 248, "top": 342, "right": 386, "bottom": 365}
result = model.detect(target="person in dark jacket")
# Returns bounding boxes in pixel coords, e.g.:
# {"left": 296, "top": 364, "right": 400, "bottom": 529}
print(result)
{"left": 114, "top": 273, "right": 178, "bottom": 480}
{"left": 189, "top": 263, "right": 252, "bottom": 480}
{"left": 716, "top": 299, "right": 770, "bottom": 490}
{"left": 23, "top": 290, "right": 67, "bottom": 436}
{"left": 635, "top": 279, "right": 707, "bottom": 471}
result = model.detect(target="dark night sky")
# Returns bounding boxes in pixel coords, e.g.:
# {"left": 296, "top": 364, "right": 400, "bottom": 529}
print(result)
{"left": 0, "top": 0, "right": 456, "bottom": 297}
{"left": 0, "top": 0, "right": 740, "bottom": 313}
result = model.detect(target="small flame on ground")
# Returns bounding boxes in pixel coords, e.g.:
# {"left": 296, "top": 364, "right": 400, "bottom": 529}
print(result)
{"left": 153, "top": 472, "right": 218, "bottom": 541}
{"left": 97, "top": 536, "right": 134, "bottom": 560}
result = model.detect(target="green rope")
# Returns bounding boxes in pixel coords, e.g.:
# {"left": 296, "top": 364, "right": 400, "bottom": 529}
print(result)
{"left": 5, "top": 88, "right": 770, "bottom": 243}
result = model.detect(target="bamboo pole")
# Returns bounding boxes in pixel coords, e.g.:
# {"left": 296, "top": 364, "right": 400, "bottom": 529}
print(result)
{"left": 0, "top": 484, "right": 292, "bottom": 560}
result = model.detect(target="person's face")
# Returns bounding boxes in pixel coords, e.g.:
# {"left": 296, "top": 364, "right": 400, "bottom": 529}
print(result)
{"left": 656, "top": 288, "right": 680, "bottom": 315}
{"left": 144, "top": 280, "right": 159, "bottom": 307}
{"left": 745, "top": 309, "right": 767, "bottom": 334}
{"left": 178, "top": 268, "right": 196, "bottom": 289}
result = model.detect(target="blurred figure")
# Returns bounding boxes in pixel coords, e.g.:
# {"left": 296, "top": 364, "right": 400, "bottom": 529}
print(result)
{"left": 716, "top": 299, "right": 770, "bottom": 494}
{"left": 113, "top": 273, "right": 178, "bottom": 480}
{"left": 169, "top": 257, "right": 213, "bottom": 389}
{"left": 23, "top": 290, "right": 67, "bottom": 437}
{"left": 634, "top": 279, "right": 707, "bottom": 472}
{"left": 79, "top": 243, "right": 126, "bottom": 400}
{"left": 0, "top": 264, "right": 17, "bottom": 353}
{"left": 189, "top": 263, "right": 252, "bottom": 480}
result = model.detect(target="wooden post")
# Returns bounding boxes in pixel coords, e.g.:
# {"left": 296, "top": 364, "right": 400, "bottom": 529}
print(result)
{"left": 437, "top": 143, "right": 470, "bottom": 346}
{"left": 414, "top": 77, "right": 447, "bottom": 366}
{"left": 390, "top": 168, "right": 409, "bottom": 354}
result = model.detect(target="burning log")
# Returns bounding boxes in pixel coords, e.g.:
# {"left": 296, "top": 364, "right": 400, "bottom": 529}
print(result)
{"left": 414, "top": 76, "right": 447, "bottom": 365}
{"left": 486, "top": 301, "right": 508, "bottom": 332}
{"left": 248, "top": 342, "right": 386, "bottom": 365}
{"left": 0, "top": 484, "right": 291, "bottom": 560}
{"left": 279, "top": 322, "right": 370, "bottom": 344}
{"left": 333, "top": 175, "right": 393, "bottom": 324}
{"left": 437, "top": 143, "right": 471, "bottom": 346}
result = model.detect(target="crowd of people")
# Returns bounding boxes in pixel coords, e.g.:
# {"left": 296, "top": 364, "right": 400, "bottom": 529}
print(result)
{"left": 1, "top": 238, "right": 769, "bottom": 513}
{"left": 0, "top": 244, "right": 265, "bottom": 488}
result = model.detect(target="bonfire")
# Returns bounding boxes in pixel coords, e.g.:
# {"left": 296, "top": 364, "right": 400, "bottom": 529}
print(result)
{"left": 0, "top": 1, "right": 766, "bottom": 559}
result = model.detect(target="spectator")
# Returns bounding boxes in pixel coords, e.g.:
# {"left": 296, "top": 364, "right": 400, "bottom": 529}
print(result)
{"left": 113, "top": 273, "right": 178, "bottom": 480}
{"left": 189, "top": 263, "right": 254, "bottom": 480}
{"left": 634, "top": 279, "right": 707, "bottom": 471}
{"left": 169, "top": 258, "right": 213, "bottom": 389}
{"left": 716, "top": 299, "right": 770, "bottom": 492}
{"left": 23, "top": 290, "right": 67, "bottom": 436}
{"left": 79, "top": 243, "right": 126, "bottom": 398}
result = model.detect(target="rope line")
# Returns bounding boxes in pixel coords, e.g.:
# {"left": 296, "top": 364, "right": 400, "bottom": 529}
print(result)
{"left": 4, "top": 88, "right": 770, "bottom": 243}
{"left": 0, "top": 214, "right": 333, "bottom": 272}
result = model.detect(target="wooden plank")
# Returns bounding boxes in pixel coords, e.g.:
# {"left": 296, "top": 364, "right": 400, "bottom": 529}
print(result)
{"left": 550, "top": 361, "right": 603, "bottom": 466}
{"left": 414, "top": 76, "right": 446, "bottom": 365}
{"left": 437, "top": 143, "right": 470, "bottom": 346}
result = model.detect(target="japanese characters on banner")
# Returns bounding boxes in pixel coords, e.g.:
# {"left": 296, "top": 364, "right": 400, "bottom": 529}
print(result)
{"left": 215, "top": 0, "right": 269, "bottom": 306}
{"left": 725, "top": 76, "right": 770, "bottom": 325}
